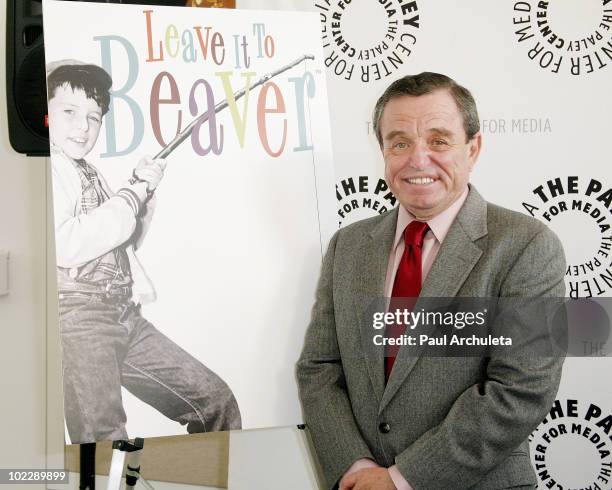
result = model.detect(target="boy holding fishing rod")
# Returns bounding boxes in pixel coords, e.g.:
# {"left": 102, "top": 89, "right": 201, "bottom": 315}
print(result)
{"left": 47, "top": 60, "right": 241, "bottom": 444}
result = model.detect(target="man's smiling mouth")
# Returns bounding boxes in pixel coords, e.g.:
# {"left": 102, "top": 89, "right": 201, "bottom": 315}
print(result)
{"left": 404, "top": 177, "right": 436, "bottom": 185}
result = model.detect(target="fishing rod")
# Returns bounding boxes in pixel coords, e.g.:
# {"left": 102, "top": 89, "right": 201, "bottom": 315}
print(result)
{"left": 130, "top": 53, "right": 314, "bottom": 186}
{"left": 163, "top": 54, "right": 315, "bottom": 160}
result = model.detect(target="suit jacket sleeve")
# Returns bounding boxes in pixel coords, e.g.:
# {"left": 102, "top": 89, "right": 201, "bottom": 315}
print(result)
{"left": 395, "top": 226, "right": 566, "bottom": 489}
{"left": 296, "top": 230, "right": 375, "bottom": 489}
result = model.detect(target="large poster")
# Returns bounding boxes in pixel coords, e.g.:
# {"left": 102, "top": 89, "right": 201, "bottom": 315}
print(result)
{"left": 43, "top": 0, "right": 335, "bottom": 444}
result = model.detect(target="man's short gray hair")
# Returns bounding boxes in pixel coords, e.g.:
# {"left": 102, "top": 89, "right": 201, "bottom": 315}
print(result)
{"left": 372, "top": 72, "right": 480, "bottom": 146}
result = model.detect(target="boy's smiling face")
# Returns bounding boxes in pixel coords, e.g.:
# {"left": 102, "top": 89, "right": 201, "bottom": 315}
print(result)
{"left": 48, "top": 84, "right": 103, "bottom": 160}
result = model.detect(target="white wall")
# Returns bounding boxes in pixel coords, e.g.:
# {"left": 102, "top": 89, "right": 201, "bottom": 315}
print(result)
{"left": 0, "top": 3, "right": 48, "bottom": 489}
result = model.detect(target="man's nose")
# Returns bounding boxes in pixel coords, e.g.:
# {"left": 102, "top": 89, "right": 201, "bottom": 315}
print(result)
{"left": 407, "top": 140, "right": 430, "bottom": 170}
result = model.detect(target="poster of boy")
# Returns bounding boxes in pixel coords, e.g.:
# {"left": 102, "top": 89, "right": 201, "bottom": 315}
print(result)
{"left": 43, "top": 0, "right": 335, "bottom": 444}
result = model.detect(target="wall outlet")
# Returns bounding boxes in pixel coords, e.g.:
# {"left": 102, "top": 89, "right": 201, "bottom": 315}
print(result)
{"left": 0, "top": 250, "right": 9, "bottom": 296}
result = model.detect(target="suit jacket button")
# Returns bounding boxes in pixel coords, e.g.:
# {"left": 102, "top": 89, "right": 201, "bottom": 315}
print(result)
{"left": 378, "top": 422, "right": 390, "bottom": 434}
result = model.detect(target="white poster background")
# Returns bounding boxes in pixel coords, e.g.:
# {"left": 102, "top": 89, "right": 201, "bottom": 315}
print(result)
{"left": 43, "top": 0, "right": 336, "bottom": 438}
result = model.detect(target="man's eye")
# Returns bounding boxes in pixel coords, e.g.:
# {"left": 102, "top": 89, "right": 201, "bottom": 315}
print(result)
{"left": 63, "top": 109, "right": 74, "bottom": 115}
{"left": 432, "top": 139, "right": 448, "bottom": 146}
{"left": 89, "top": 116, "right": 101, "bottom": 124}
{"left": 394, "top": 142, "right": 408, "bottom": 150}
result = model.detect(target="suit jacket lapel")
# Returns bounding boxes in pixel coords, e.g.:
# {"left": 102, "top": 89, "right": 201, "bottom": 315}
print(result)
{"left": 420, "top": 186, "right": 488, "bottom": 298}
{"left": 354, "top": 208, "right": 398, "bottom": 404}
{"left": 380, "top": 186, "right": 489, "bottom": 412}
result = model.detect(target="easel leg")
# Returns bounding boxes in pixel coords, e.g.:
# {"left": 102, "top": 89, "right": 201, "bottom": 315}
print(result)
{"left": 107, "top": 439, "right": 144, "bottom": 490}
{"left": 106, "top": 446, "right": 126, "bottom": 490}
{"left": 80, "top": 443, "right": 96, "bottom": 490}
{"left": 125, "top": 444, "right": 143, "bottom": 490}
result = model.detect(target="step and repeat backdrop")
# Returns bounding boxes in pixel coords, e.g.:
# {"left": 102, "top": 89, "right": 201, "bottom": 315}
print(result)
{"left": 316, "top": 1, "right": 611, "bottom": 488}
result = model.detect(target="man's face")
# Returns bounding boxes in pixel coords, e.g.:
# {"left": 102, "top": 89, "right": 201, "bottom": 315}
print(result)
{"left": 48, "top": 84, "right": 103, "bottom": 160}
{"left": 380, "top": 89, "right": 481, "bottom": 220}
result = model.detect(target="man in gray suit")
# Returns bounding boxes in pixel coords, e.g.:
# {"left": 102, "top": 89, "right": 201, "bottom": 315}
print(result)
{"left": 296, "top": 73, "right": 565, "bottom": 489}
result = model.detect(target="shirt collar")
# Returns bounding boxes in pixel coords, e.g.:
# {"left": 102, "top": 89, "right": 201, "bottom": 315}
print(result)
{"left": 392, "top": 186, "right": 470, "bottom": 250}
{"left": 51, "top": 143, "right": 87, "bottom": 167}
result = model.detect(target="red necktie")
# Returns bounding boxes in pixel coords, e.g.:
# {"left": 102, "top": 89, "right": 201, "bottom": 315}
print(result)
{"left": 385, "top": 220, "right": 429, "bottom": 381}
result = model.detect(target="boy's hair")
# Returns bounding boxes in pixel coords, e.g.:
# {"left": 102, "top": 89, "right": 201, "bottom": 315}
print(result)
{"left": 47, "top": 64, "right": 113, "bottom": 115}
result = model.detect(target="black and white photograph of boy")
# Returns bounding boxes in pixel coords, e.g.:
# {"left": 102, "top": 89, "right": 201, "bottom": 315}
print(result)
{"left": 47, "top": 60, "right": 241, "bottom": 444}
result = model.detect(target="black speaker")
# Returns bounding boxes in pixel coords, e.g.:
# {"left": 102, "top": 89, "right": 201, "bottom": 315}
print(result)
{"left": 6, "top": 0, "right": 48, "bottom": 156}
{"left": 5, "top": 0, "right": 188, "bottom": 157}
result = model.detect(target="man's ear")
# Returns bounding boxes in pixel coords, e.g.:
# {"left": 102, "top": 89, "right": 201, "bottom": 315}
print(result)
{"left": 468, "top": 131, "right": 482, "bottom": 169}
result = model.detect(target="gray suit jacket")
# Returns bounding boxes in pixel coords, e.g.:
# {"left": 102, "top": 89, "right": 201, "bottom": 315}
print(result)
{"left": 296, "top": 186, "right": 565, "bottom": 489}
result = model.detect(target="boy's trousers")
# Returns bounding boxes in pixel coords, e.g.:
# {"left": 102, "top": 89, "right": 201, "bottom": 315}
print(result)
{"left": 59, "top": 294, "right": 241, "bottom": 443}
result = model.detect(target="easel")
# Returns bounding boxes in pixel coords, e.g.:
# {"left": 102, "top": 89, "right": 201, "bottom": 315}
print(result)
{"left": 79, "top": 438, "right": 150, "bottom": 490}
